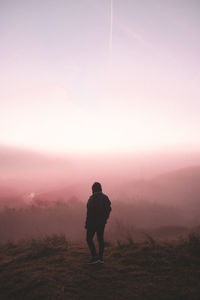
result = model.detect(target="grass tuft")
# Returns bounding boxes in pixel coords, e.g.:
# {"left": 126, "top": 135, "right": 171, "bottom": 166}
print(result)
{"left": 0, "top": 233, "right": 200, "bottom": 299}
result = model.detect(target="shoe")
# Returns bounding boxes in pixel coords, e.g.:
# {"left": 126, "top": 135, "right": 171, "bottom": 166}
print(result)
{"left": 87, "top": 257, "right": 99, "bottom": 265}
{"left": 98, "top": 259, "right": 104, "bottom": 264}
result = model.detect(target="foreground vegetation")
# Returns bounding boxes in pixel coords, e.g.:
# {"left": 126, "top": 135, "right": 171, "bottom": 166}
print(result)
{"left": 0, "top": 233, "right": 200, "bottom": 300}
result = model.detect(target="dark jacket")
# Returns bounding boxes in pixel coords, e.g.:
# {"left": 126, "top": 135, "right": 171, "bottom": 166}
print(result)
{"left": 85, "top": 192, "right": 111, "bottom": 229}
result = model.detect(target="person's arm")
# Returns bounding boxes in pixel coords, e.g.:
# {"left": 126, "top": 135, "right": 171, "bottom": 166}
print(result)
{"left": 104, "top": 197, "right": 111, "bottom": 221}
{"left": 85, "top": 197, "right": 92, "bottom": 229}
{"left": 85, "top": 199, "right": 89, "bottom": 229}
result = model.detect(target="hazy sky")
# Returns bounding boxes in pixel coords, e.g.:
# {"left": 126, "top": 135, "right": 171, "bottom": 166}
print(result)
{"left": 1, "top": 0, "right": 200, "bottom": 154}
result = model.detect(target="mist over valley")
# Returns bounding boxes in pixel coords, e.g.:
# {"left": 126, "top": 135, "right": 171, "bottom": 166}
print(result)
{"left": 1, "top": 145, "right": 200, "bottom": 242}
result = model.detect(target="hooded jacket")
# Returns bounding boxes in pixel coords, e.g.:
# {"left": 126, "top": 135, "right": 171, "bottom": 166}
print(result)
{"left": 85, "top": 192, "right": 111, "bottom": 229}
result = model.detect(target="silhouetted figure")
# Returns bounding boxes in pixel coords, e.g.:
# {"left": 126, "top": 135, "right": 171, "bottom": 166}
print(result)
{"left": 85, "top": 182, "right": 111, "bottom": 264}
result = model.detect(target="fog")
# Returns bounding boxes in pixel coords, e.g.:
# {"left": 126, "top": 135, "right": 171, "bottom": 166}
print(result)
{"left": 1, "top": 145, "right": 200, "bottom": 242}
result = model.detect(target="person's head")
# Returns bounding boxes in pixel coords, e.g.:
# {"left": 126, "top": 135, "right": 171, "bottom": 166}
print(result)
{"left": 92, "top": 182, "right": 102, "bottom": 194}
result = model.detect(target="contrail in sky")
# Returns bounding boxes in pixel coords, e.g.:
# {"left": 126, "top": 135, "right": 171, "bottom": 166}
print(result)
{"left": 109, "top": 0, "right": 113, "bottom": 59}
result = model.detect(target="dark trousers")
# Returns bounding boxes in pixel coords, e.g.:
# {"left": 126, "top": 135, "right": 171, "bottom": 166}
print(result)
{"left": 86, "top": 224, "right": 105, "bottom": 259}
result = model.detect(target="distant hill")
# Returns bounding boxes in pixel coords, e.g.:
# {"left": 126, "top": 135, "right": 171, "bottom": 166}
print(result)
{"left": 0, "top": 145, "right": 71, "bottom": 177}
{"left": 155, "top": 166, "right": 200, "bottom": 204}
{"left": 127, "top": 166, "right": 200, "bottom": 207}
{"left": 0, "top": 145, "right": 75, "bottom": 194}
{"left": 1, "top": 145, "right": 200, "bottom": 206}
{"left": 157, "top": 166, "right": 200, "bottom": 181}
{"left": 0, "top": 184, "right": 18, "bottom": 197}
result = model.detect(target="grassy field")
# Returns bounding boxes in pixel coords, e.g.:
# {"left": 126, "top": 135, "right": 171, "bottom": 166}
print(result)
{"left": 0, "top": 234, "right": 200, "bottom": 300}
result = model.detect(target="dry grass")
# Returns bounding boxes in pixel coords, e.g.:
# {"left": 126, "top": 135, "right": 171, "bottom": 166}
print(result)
{"left": 0, "top": 233, "right": 200, "bottom": 299}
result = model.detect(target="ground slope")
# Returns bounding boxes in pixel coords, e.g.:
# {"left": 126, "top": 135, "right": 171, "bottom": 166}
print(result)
{"left": 0, "top": 234, "right": 200, "bottom": 300}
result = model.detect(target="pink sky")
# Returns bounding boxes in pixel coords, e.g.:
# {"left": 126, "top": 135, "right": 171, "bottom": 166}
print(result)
{"left": 0, "top": 0, "right": 200, "bottom": 154}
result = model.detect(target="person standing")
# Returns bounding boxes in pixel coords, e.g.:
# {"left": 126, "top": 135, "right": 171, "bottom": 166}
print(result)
{"left": 85, "top": 182, "right": 111, "bottom": 264}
